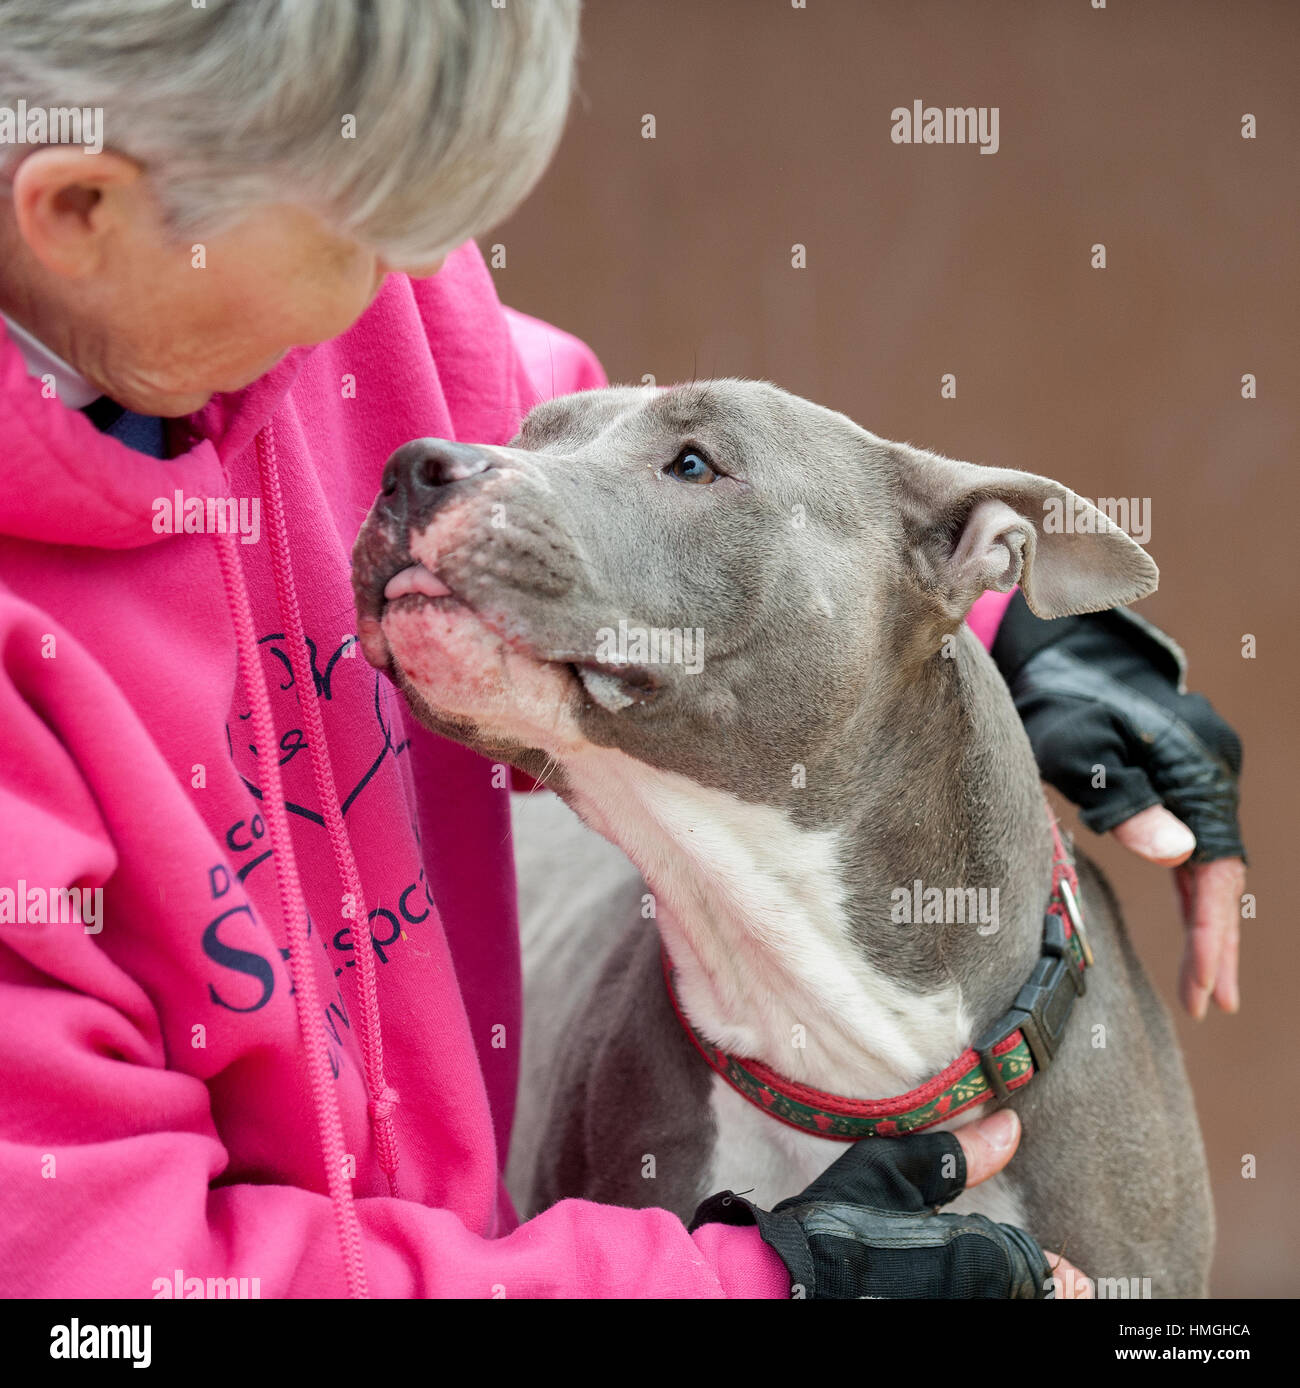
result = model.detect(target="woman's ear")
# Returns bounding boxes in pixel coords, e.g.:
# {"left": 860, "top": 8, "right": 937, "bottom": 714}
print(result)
{"left": 10, "top": 148, "right": 143, "bottom": 278}
{"left": 889, "top": 442, "right": 1159, "bottom": 621}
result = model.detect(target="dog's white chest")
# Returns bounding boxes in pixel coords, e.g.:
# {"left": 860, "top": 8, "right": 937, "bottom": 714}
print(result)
{"left": 703, "top": 1077, "right": 1028, "bottom": 1228}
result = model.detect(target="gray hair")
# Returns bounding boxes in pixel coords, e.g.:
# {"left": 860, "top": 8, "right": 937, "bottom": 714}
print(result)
{"left": 0, "top": 0, "right": 580, "bottom": 264}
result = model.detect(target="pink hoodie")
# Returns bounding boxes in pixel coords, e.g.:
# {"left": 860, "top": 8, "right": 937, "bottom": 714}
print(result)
{"left": 0, "top": 240, "right": 1011, "bottom": 1298}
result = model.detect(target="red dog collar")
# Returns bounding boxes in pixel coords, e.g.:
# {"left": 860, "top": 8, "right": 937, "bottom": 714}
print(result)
{"left": 662, "top": 813, "right": 1089, "bottom": 1140}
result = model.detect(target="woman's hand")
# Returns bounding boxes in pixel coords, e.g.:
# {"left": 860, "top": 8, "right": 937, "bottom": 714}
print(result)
{"left": 692, "top": 1109, "right": 1092, "bottom": 1299}
{"left": 991, "top": 592, "right": 1247, "bottom": 1018}
{"left": 1112, "top": 806, "right": 1245, "bottom": 1017}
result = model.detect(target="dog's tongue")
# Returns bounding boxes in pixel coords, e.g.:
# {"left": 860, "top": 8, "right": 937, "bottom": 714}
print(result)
{"left": 383, "top": 564, "right": 451, "bottom": 601}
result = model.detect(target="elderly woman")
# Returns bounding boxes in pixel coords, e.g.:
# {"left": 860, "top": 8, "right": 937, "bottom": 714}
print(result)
{"left": 0, "top": 1, "right": 1244, "bottom": 1301}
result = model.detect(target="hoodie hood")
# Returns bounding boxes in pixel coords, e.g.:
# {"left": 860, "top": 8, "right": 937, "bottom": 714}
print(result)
{"left": 0, "top": 316, "right": 308, "bottom": 549}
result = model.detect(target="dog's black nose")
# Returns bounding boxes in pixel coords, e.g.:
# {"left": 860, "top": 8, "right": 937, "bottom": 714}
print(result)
{"left": 380, "top": 438, "right": 491, "bottom": 508}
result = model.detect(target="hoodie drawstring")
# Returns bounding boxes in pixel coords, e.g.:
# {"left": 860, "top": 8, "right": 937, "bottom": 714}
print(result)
{"left": 214, "top": 420, "right": 406, "bottom": 1297}
{"left": 253, "top": 427, "right": 402, "bottom": 1196}
{"left": 214, "top": 524, "right": 370, "bottom": 1299}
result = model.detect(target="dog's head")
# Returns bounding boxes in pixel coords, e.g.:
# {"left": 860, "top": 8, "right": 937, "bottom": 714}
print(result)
{"left": 352, "top": 380, "right": 1156, "bottom": 797}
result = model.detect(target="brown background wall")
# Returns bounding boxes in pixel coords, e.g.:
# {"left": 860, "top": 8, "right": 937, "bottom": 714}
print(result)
{"left": 489, "top": 0, "right": 1298, "bottom": 1296}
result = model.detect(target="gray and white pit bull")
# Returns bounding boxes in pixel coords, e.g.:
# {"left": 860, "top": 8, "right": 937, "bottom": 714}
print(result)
{"left": 353, "top": 380, "right": 1212, "bottom": 1296}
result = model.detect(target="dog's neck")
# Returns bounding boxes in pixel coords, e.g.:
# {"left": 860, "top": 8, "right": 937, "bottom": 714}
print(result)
{"left": 562, "top": 626, "right": 1055, "bottom": 1101}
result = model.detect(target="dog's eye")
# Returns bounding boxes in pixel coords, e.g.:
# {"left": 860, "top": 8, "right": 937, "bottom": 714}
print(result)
{"left": 665, "top": 448, "right": 719, "bottom": 485}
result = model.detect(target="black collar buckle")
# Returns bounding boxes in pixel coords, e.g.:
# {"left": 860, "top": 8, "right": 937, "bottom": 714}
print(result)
{"left": 973, "top": 911, "right": 1087, "bottom": 1102}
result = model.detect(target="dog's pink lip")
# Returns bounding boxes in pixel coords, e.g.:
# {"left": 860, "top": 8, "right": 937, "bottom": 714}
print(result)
{"left": 383, "top": 562, "right": 452, "bottom": 602}
{"left": 379, "top": 584, "right": 590, "bottom": 700}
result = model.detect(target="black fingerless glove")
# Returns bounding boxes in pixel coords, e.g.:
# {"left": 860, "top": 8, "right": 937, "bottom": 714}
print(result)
{"left": 992, "top": 592, "right": 1245, "bottom": 864}
{"left": 691, "top": 1131, "right": 1050, "bottom": 1299}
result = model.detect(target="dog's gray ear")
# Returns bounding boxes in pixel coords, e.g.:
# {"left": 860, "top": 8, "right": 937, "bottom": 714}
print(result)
{"left": 891, "top": 445, "right": 1158, "bottom": 620}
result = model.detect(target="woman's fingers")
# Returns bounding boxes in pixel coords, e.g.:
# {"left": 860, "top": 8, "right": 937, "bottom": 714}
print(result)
{"left": 1111, "top": 803, "right": 1196, "bottom": 866}
{"left": 1177, "top": 857, "right": 1245, "bottom": 1017}
{"left": 956, "top": 1112, "right": 1093, "bottom": 1297}
{"left": 954, "top": 1108, "right": 1022, "bottom": 1188}
{"left": 1044, "top": 1250, "right": 1093, "bottom": 1298}
{"left": 1111, "top": 806, "right": 1245, "bottom": 1018}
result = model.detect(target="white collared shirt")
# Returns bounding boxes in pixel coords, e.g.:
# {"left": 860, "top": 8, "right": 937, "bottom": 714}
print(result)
{"left": 0, "top": 310, "right": 100, "bottom": 409}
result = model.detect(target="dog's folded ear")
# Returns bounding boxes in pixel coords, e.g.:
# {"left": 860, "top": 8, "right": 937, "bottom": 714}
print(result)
{"left": 889, "top": 444, "right": 1158, "bottom": 621}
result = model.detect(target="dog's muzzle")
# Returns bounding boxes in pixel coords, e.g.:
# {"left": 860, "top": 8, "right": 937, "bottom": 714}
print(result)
{"left": 351, "top": 438, "right": 494, "bottom": 669}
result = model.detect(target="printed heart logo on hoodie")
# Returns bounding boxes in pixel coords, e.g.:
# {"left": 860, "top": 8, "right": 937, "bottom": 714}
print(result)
{"left": 227, "top": 629, "right": 409, "bottom": 835}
